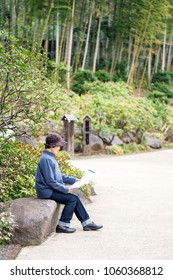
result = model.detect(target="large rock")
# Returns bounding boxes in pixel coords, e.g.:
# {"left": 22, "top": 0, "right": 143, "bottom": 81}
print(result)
{"left": 144, "top": 134, "right": 162, "bottom": 149}
{"left": 4, "top": 197, "right": 60, "bottom": 246}
{"left": 165, "top": 129, "right": 173, "bottom": 142}
{"left": 111, "top": 136, "right": 123, "bottom": 145}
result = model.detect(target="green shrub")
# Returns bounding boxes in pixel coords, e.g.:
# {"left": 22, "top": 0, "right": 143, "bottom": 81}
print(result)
{"left": 105, "top": 145, "right": 124, "bottom": 155}
{"left": 121, "top": 143, "right": 148, "bottom": 154}
{"left": 112, "top": 62, "right": 127, "bottom": 82}
{"left": 105, "top": 143, "right": 148, "bottom": 156}
{"left": 147, "top": 90, "right": 169, "bottom": 104}
{"left": 163, "top": 143, "right": 173, "bottom": 149}
{"left": 72, "top": 69, "right": 97, "bottom": 84}
{"left": 0, "top": 139, "right": 90, "bottom": 202}
{"left": 71, "top": 81, "right": 89, "bottom": 95}
{"left": 151, "top": 71, "right": 173, "bottom": 85}
{"left": 56, "top": 62, "right": 68, "bottom": 84}
{"left": 71, "top": 69, "right": 97, "bottom": 95}
{"left": 0, "top": 206, "right": 15, "bottom": 245}
{"left": 151, "top": 82, "right": 173, "bottom": 99}
{"left": 0, "top": 140, "right": 41, "bottom": 202}
{"left": 95, "top": 70, "right": 111, "bottom": 82}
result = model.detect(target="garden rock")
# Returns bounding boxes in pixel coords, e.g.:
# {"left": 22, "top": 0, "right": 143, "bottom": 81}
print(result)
{"left": 165, "top": 129, "right": 173, "bottom": 142}
{"left": 90, "top": 134, "right": 103, "bottom": 146}
{"left": 111, "top": 136, "right": 123, "bottom": 145}
{"left": 144, "top": 134, "right": 162, "bottom": 149}
{"left": 4, "top": 197, "right": 60, "bottom": 246}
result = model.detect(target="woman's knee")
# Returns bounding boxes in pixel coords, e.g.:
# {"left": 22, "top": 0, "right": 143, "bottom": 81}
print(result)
{"left": 68, "top": 193, "right": 79, "bottom": 203}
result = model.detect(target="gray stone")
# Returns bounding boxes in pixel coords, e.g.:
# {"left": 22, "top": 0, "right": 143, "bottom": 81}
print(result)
{"left": 4, "top": 197, "right": 60, "bottom": 246}
{"left": 90, "top": 134, "right": 103, "bottom": 146}
{"left": 144, "top": 134, "right": 162, "bottom": 149}
{"left": 165, "top": 129, "right": 173, "bottom": 142}
{"left": 15, "top": 136, "right": 37, "bottom": 147}
{"left": 111, "top": 136, "right": 123, "bottom": 145}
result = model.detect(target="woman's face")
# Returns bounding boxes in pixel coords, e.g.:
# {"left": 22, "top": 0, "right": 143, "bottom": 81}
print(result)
{"left": 51, "top": 146, "right": 61, "bottom": 154}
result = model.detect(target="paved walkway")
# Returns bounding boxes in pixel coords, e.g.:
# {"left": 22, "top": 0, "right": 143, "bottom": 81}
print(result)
{"left": 17, "top": 150, "right": 173, "bottom": 260}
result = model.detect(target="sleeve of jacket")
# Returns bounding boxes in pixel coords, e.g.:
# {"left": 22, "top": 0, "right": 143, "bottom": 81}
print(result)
{"left": 62, "top": 174, "right": 76, "bottom": 185}
{"left": 41, "top": 159, "right": 69, "bottom": 193}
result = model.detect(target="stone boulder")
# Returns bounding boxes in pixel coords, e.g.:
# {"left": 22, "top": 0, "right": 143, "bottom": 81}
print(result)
{"left": 144, "top": 134, "right": 162, "bottom": 149}
{"left": 165, "top": 129, "right": 173, "bottom": 142}
{"left": 4, "top": 197, "right": 60, "bottom": 246}
{"left": 111, "top": 136, "right": 123, "bottom": 145}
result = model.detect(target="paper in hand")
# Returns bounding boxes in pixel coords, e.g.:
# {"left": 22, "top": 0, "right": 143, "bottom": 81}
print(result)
{"left": 71, "top": 169, "right": 96, "bottom": 189}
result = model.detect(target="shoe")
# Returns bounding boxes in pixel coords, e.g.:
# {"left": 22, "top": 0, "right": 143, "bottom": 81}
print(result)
{"left": 83, "top": 222, "right": 103, "bottom": 231}
{"left": 56, "top": 225, "right": 76, "bottom": 233}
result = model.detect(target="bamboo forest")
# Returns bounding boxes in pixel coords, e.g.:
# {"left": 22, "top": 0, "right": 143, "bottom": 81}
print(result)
{"left": 1, "top": 0, "right": 173, "bottom": 145}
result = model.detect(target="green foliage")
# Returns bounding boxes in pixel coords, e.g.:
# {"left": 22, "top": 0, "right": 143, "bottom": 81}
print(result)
{"left": 152, "top": 83, "right": 173, "bottom": 98}
{"left": 112, "top": 62, "right": 127, "bottom": 82}
{"left": 152, "top": 71, "right": 173, "bottom": 85}
{"left": 0, "top": 140, "right": 41, "bottom": 202}
{"left": 71, "top": 69, "right": 97, "bottom": 95}
{"left": 105, "top": 145, "right": 124, "bottom": 155}
{"left": 95, "top": 70, "right": 111, "bottom": 82}
{"left": 164, "top": 143, "right": 173, "bottom": 149}
{"left": 0, "top": 38, "right": 81, "bottom": 138}
{"left": 0, "top": 40, "right": 51, "bottom": 135}
{"left": 148, "top": 82, "right": 173, "bottom": 103}
{"left": 121, "top": 143, "right": 148, "bottom": 154}
{"left": 72, "top": 69, "right": 97, "bottom": 83}
{"left": 0, "top": 205, "right": 15, "bottom": 245}
{"left": 0, "top": 139, "right": 90, "bottom": 203}
{"left": 105, "top": 143, "right": 148, "bottom": 155}
{"left": 56, "top": 62, "right": 68, "bottom": 84}
{"left": 147, "top": 91, "right": 169, "bottom": 104}
{"left": 76, "top": 81, "right": 173, "bottom": 143}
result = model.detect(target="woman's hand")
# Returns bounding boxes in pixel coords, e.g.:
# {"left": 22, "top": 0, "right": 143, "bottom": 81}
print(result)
{"left": 68, "top": 186, "right": 73, "bottom": 193}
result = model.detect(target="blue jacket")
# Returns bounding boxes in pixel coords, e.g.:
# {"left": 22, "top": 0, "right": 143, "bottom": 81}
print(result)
{"left": 35, "top": 150, "right": 76, "bottom": 198}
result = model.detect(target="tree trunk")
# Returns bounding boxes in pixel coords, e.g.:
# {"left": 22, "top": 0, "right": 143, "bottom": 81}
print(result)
{"left": 67, "top": 0, "right": 75, "bottom": 90}
{"left": 166, "top": 29, "right": 173, "bottom": 71}
{"left": 127, "top": 35, "right": 133, "bottom": 73}
{"left": 74, "top": 20, "right": 88, "bottom": 70}
{"left": 118, "top": 41, "right": 124, "bottom": 63}
{"left": 59, "top": 16, "right": 67, "bottom": 62}
{"left": 64, "top": 21, "right": 70, "bottom": 64}
{"left": 39, "top": 1, "right": 54, "bottom": 47}
{"left": 10, "top": 0, "right": 16, "bottom": 36}
{"left": 162, "top": 28, "right": 167, "bottom": 71}
{"left": 82, "top": 1, "right": 94, "bottom": 70}
{"left": 148, "top": 47, "right": 152, "bottom": 83}
{"left": 93, "top": 14, "right": 102, "bottom": 73}
{"left": 55, "top": 12, "right": 60, "bottom": 65}
{"left": 155, "top": 46, "right": 161, "bottom": 73}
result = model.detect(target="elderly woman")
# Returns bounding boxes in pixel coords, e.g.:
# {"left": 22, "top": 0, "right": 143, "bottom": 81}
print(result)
{"left": 35, "top": 133, "right": 102, "bottom": 233}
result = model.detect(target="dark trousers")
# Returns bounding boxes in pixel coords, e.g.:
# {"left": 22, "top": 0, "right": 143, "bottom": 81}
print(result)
{"left": 49, "top": 190, "right": 90, "bottom": 225}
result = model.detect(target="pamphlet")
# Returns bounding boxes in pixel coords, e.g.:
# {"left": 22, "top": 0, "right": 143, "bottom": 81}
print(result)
{"left": 71, "top": 169, "right": 96, "bottom": 189}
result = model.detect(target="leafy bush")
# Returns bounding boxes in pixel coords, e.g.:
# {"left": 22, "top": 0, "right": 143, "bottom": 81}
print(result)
{"left": 121, "top": 143, "right": 148, "bottom": 154}
{"left": 71, "top": 69, "right": 97, "bottom": 95}
{"left": 105, "top": 143, "right": 148, "bottom": 155}
{"left": 151, "top": 71, "right": 173, "bottom": 85}
{"left": 0, "top": 203, "right": 15, "bottom": 245}
{"left": 0, "top": 139, "right": 90, "bottom": 203}
{"left": 112, "top": 62, "right": 127, "bottom": 82}
{"left": 0, "top": 140, "right": 41, "bottom": 202}
{"left": 147, "top": 90, "right": 169, "bottom": 104}
{"left": 151, "top": 82, "right": 173, "bottom": 99}
{"left": 72, "top": 69, "right": 97, "bottom": 84}
{"left": 164, "top": 143, "right": 173, "bottom": 149}
{"left": 95, "top": 70, "right": 111, "bottom": 82}
{"left": 105, "top": 145, "right": 124, "bottom": 155}
{"left": 56, "top": 62, "right": 68, "bottom": 85}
